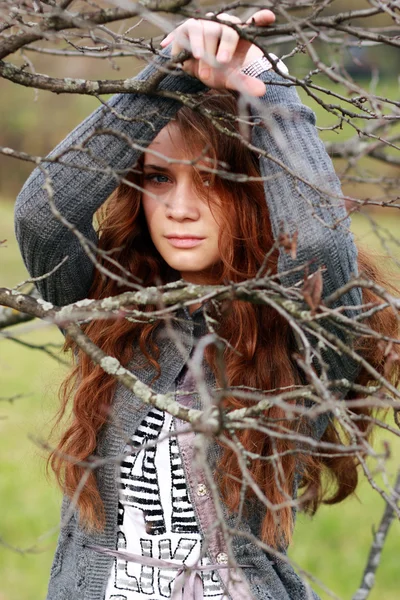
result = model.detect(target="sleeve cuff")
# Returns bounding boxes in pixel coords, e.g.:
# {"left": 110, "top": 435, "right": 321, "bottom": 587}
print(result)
{"left": 241, "top": 54, "right": 288, "bottom": 77}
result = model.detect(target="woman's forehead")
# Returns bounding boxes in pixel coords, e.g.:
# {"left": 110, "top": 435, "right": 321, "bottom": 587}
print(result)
{"left": 144, "top": 123, "right": 211, "bottom": 167}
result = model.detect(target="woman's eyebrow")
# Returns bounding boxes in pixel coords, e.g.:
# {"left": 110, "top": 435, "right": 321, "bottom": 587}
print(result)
{"left": 142, "top": 164, "right": 170, "bottom": 172}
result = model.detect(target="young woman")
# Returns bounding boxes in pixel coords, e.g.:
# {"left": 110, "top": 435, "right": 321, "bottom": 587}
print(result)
{"left": 14, "top": 10, "right": 398, "bottom": 600}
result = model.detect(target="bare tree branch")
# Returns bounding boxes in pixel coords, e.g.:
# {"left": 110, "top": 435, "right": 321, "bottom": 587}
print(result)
{"left": 352, "top": 470, "right": 400, "bottom": 600}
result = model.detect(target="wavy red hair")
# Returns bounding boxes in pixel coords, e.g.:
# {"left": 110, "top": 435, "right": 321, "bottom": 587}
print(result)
{"left": 50, "top": 91, "right": 399, "bottom": 549}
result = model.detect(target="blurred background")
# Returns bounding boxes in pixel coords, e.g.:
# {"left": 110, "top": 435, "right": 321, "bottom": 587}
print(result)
{"left": 1, "top": 1, "right": 399, "bottom": 599}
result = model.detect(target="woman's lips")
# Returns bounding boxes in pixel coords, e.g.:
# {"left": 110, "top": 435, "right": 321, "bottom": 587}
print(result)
{"left": 166, "top": 237, "right": 205, "bottom": 249}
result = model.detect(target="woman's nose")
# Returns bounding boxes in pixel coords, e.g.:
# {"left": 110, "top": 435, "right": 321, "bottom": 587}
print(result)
{"left": 165, "top": 180, "right": 200, "bottom": 221}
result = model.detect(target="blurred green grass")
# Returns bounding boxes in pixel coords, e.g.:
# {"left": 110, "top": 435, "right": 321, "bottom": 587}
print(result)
{"left": 1, "top": 197, "right": 399, "bottom": 600}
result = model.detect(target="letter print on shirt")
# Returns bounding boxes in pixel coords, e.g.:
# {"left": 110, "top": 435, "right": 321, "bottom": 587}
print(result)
{"left": 105, "top": 407, "right": 225, "bottom": 599}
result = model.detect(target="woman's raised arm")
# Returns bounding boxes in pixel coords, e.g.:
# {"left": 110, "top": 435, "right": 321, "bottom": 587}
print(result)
{"left": 250, "top": 68, "right": 361, "bottom": 307}
{"left": 14, "top": 54, "right": 205, "bottom": 307}
{"left": 248, "top": 65, "right": 362, "bottom": 401}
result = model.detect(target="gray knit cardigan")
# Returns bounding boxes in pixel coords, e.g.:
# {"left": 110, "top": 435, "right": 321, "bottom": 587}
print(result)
{"left": 15, "top": 51, "right": 361, "bottom": 600}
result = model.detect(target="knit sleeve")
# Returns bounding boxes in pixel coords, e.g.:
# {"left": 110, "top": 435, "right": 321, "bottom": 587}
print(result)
{"left": 249, "top": 69, "right": 362, "bottom": 405}
{"left": 251, "top": 70, "right": 361, "bottom": 308}
{"left": 14, "top": 53, "right": 205, "bottom": 307}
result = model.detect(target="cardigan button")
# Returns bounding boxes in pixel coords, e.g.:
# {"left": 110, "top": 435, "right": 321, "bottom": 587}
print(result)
{"left": 196, "top": 483, "right": 208, "bottom": 497}
{"left": 216, "top": 552, "right": 228, "bottom": 565}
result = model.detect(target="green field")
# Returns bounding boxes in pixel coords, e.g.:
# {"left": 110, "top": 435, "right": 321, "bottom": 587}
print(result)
{"left": 0, "top": 198, "right": 399, "bottom": 600}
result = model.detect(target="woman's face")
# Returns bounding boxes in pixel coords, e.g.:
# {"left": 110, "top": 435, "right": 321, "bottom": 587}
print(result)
{"left": 141, "top": 124, "right": 222, "bottom": 284}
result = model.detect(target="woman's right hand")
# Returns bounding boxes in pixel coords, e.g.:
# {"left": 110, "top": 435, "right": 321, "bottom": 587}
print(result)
{"left": 160, "top": 10, "right": 276, "bottom": 97}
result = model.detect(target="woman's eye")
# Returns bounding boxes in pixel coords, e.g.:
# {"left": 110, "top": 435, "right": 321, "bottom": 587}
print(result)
{"left": 144, "top": 173, "right": 170, "bottom": 185}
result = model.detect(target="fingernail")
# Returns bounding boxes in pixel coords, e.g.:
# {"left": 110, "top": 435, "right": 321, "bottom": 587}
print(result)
{"left": 200, "top": 66, "right": 211, "bottom": 79}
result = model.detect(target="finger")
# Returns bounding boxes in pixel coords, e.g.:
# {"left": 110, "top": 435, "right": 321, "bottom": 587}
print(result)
{"left": 171, "top": 33, "right": 184, "bottom": 58}
{"left": 185, "top": 18, "right": 204, "bottom": 59}
{"left": 245, "top": 9, "right": 276, "bottom": 26}
{"left": 202, "top": 21, "right": 223, "bottom": 65}
{"left": 170, "top": 19, "right": 203, "bottom": 58}
{"left": 170, "top": 24, "right": 189, "bottom": 57}
{"left": 205, "top": 12, "right": 241, "bottom": 65}
{"left": 160, "top": 32, "right": 174, "bottom": 47}
{"left": 212, "top": 13, "right": 241, "bottom": 64}
{"left": 197, "top": 58, "right": 212, "bottom": 83}
{"left": 214, "top": 12, "right": 241, "bottom": 23}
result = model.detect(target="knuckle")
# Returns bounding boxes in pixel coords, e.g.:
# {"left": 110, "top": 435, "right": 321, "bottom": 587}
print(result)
{"left": 187, "top": 18, "right": 199, "bottom": 31}
{"left": 225, "top": 27, "right": 239, "bottom": 40}
{"left": 209, "top": 22, "right": 221, "bottom": 34}
{"left": 218, "top": 13, "right": 241, "bottom": 23}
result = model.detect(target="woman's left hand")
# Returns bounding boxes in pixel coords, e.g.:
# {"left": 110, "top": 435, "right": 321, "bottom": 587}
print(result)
{"left": 160, "top": 10, "right": 275, "bottom": 97}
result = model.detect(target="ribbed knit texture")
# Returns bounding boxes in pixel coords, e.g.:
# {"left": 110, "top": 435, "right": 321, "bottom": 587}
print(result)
{"left": 15, "top": 53, "right": 361, "bottom": 600}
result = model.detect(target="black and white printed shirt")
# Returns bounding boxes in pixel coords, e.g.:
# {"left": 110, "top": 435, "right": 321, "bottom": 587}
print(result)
{"left": 104, "top": 405, "right": 225, "bottom": 600}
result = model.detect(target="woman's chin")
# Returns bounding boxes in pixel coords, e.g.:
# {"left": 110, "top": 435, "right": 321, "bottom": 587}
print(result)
{"left": 164, "top": 260, "right": 217, "bottom": 281}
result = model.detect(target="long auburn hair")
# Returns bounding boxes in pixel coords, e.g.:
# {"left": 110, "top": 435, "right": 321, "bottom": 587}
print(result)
{"left": 50, "top": 91, "right": 399, "bottom": 549}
